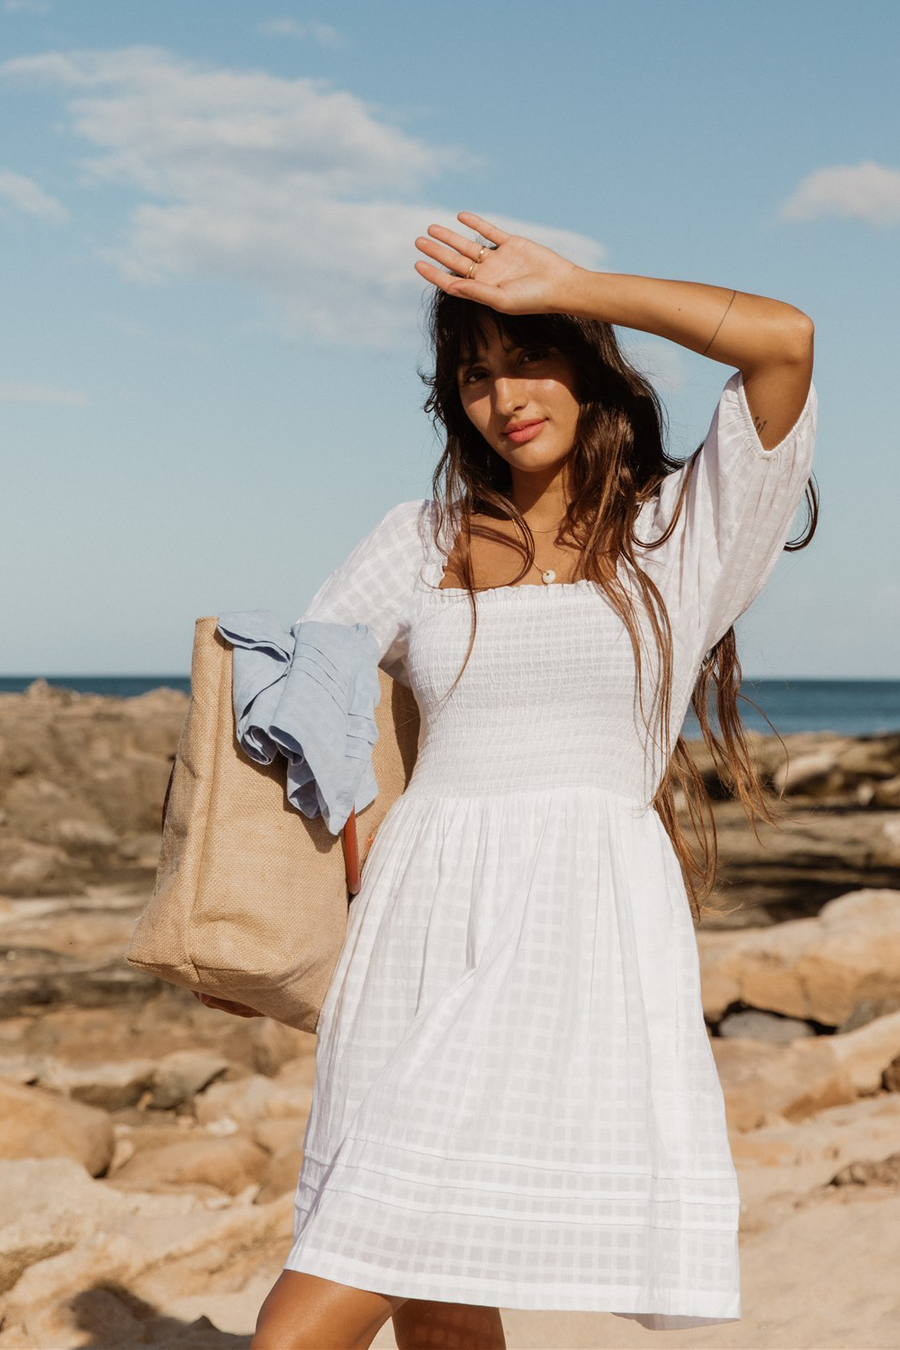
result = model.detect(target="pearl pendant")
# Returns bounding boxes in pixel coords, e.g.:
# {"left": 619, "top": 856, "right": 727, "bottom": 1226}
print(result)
{"left": 541, "top": 568, "right": 556, "bottom": 585}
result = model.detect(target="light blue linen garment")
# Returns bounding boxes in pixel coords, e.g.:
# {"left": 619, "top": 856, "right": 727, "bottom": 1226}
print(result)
{"left": 215, "top": 610, "right": 382, "bottom": 835}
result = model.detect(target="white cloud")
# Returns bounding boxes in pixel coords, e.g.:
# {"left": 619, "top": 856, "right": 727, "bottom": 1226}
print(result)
{"left": 781, "top": 159, "right": 900, "bottom": 226}
{"left": 0, "top": 169, "right": 67, "bottom": 220}
{"left": 257, "top": 18, "right": 343, "bottom": 47}
{"left": 0, "top": 381, "right": 87, "bottom": 405}
{"left": 0, "top": 45, "right": 607, "bottom": 347}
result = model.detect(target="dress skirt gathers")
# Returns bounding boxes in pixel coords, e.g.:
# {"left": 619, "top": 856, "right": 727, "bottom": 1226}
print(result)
{"left": 281, "top": 370, "right": 818, "bottom": 1329}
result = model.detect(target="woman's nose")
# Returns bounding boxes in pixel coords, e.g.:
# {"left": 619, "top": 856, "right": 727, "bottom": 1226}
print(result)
{"left": 493, "top": 377, "right": 525, "bottom": 413}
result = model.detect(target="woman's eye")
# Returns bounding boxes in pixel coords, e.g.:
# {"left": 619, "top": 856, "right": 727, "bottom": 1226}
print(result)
{"left": 461, "top": 368, "right": 486, "bottom": 385}
{"left": 521, "top": 348, "right": 549, "bottom": 364}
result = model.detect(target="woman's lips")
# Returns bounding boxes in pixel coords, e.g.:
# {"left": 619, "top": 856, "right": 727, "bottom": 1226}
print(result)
{"left": 502, "top": 419, "right": 546, "bottom": 444}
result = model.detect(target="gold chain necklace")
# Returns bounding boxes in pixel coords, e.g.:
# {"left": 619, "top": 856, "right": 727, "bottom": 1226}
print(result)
{"left": 524, "top": 522, "right": 564, "bottom": 584}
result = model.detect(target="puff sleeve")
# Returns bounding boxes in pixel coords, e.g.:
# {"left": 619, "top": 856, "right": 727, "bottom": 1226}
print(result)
{"left": 212, "top": 500, "right": 427, "bottom": 838}
{"left": 634, "top": 369, "right": 817, "bottom": 659}
{"left": 297, "top": 498, "right": 429, "bottom": 687}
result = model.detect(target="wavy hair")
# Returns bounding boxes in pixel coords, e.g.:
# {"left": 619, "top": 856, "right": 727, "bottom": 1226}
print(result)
{"left": 419, "top": 289, "right": 819, "bottom": 924}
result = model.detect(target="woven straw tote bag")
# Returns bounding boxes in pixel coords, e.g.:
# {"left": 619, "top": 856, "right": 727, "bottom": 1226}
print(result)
{"left": 125, "top": 615, "right": 421, "bottom": 1031}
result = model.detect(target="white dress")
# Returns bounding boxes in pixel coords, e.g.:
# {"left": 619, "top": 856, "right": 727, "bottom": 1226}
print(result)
{"left": 283, "top": 370, "right": 817, "bottom": 1328}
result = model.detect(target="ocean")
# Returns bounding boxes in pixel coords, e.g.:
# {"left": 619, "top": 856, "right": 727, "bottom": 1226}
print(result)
{"left": 1, "top": 676, "right": 899, "bottom": 738}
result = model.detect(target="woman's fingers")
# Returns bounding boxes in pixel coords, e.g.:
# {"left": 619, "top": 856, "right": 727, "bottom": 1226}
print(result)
{"left": 414, "top": 259, "right": 463, "bottom": 293}
{"left": 193, "top": 990, "right": 262, "bottom": 1018}
{"left": 456, "top": 212, "right": 509, "bottom": 246}
{"left": 414, "top": 258, "right": 509, "bottom": 308}
{"left": 422, "top": 223, "right": 486, "bottom": 265}
{"left": 415, "top": 235, "right": 480, "bottom": 276}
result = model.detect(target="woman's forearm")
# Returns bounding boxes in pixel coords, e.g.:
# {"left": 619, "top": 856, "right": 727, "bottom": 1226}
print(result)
{"left": 557, "top": 268, "right": 813, "bottom": 374}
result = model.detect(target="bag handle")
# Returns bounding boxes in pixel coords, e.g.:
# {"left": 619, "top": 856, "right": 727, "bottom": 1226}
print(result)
{"left": 342, "top": 807, "right": 361, "bottom": 897}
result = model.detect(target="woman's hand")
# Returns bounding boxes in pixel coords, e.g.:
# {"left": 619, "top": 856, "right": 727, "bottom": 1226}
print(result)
{"left": 192, "top": 989, "right": 263, "bottom": 1018}
{"left": 414, "top": 212, "right": 581, "bottom": 315}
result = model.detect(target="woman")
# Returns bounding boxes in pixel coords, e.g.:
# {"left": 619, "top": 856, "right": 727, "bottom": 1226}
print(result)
{"left": 224, "top": 212, "right": 817, "bottom": 1348}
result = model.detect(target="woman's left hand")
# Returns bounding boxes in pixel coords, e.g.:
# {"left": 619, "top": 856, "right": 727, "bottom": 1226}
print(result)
{"left": 414, "top": 212, "right": 581, "bottom": 315}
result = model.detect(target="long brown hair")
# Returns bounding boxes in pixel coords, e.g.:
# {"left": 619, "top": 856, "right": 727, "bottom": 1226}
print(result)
{"left": 419, "top": 290, "right": 819, "bottom": 924}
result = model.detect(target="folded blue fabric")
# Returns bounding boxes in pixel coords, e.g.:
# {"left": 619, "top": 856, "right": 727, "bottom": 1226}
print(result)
{"left": 216, "top": 610, "right": 382, "bottom": 835}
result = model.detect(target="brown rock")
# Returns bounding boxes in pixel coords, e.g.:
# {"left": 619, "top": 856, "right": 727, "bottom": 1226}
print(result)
{"left": 873, "top": 816, "right": 900, "bottom": 864}
{"left": 828, "top": 1009, "right": 900, "bottom": 1094}
{"left": 0, "top": 1077, "right": 114, "bottom": 1176}
{"left": 107, "top": 1134, "right": 269, "bottom": 1196}
{"left": 255, "top": 1146, "right": 304, "bottom": 1203}
{"left": 873, "top": 776, "right": 900, "bottom": 808}
{"left": 699, "top": 888, "right": 900, "bottom": 1026}
{"left": 711, "top": 1036, "right": 857, "bottom": 1132}
{"left": 194, "top": 1069, "right": 313, "bottom": 1130}
{"left": 148, "top": 1049, "right": 231, "bottom": 1110}
{"left": 63, "top": 1058, "right": 158, "bottom": 1111}
{"left": 883, "top": 1052, "right": 900, "bottom": 1092}
{"left": 0, "top": 1157, "right": 119, "bottom": 1295}
{"left": 830, "top": 1152, "right": 900, "bottom": 1187}
{"left": 252, "top": 1117, "right": 305, "bottom": 1155}
{"left": 772, "top": 749, "right": 845, "bottom": 797}
{"left": 837, "top": 742, "right": 900, "bottom": 779}
{"left": 0, "top": 841, "right": 72, "bottom": 895}
{"left": 249, "top": 1017, "right": 317, "bottom": 1076}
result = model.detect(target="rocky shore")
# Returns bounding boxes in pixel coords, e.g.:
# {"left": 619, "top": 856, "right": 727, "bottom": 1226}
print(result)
{"left": 1, "top": 681, "right": 899, "bottom": 1348}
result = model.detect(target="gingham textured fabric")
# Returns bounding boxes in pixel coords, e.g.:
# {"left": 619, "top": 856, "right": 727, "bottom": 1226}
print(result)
{"left": 284, "top": 369, "right": 817, "bottom": 1327}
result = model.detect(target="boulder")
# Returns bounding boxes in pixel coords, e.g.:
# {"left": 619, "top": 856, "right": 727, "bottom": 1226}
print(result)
{"left": 63, "top": 1058, "right": 157, "bottom": 1111}
{"left": 194, "top": 1062, "right": 313, "bottom": 1131}
{"left": 0, "top": 1077, "right": 114, "bottom": 1176}
{"left": 249, "top": 1017, "right": 317, "bottom": 1076}
{"left": 699, "top": 888, "right": 900, "bottom": 1026}
{"left": 830, "top": 1152, "right": 900, "bottom": 1186}
{"left": 872, "top": 815, "right": 900, "bottom": 863}
{"left": 772, "top": 749, "right": 845, "bottom": 798}
{"left": 148, "top": 1049, "right": 231, "bottom": 1110}
{"left": 828, "top": 1009, "right": 900, "bottom": 1095}
{"left": 107, "top": 1134, "right": 269, "bottom": 1197}
{"left": 725, "top": 1094, "right": 900, "bottom": 1210}
{"left": 837, "top": 742, "right": 900, "bottom": 779}
{"left": 0, "top": 842, "right": 73, "bottom": 895}
{"left": 873, "top": 776, "right": 900, "bottom": 808}
{"left": 0, "top": 1157, "right": 120, "bottom": 1295}
{"left": 711, "top": 1036, "right": 857, "bottom": 1132}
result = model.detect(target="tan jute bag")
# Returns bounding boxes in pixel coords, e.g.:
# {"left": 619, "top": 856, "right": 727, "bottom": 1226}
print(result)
{"left": 125, "top": 615, "right": 421, "bottom": 1032}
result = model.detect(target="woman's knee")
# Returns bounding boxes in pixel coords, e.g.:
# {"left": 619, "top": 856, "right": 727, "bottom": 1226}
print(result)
{"left": 251, "top": 1270, "right": 404, "bottom": 1350}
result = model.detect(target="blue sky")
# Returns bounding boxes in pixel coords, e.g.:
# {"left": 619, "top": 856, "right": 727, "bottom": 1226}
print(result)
{"left": 1, "top": 0, "right": 897, "bottom": 677}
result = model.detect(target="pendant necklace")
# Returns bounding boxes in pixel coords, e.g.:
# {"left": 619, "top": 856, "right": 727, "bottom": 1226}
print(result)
{"left": 525, "top": 521, "right": 563, "bottom": 584}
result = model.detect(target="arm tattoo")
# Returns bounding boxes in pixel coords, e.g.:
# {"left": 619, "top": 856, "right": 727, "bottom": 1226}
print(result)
{"left": 701, "top": 288, "right": 736, "bottom": 357}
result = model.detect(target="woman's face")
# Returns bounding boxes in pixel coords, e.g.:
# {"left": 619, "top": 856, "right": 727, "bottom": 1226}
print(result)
{"left": 456, "top": 320, "right": 581, "bottom": 473}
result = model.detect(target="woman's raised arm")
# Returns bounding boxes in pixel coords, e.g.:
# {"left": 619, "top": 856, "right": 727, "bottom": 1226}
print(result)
{"left": 414, "top": 211, "right": 814, "bottom": 451}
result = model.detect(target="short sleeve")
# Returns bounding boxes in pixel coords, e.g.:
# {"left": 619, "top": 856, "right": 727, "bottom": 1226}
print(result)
{"left": 298, "top": 498, "right": 428, "bottom": 686}
{"left": 634, "top": 369, "right": 817, "bottom": 658}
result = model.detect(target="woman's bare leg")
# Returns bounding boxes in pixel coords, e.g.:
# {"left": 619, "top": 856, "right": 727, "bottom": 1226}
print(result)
{"left": 392, "top": 1299, "right": 507, "bottom": 1349}
{"left": 251, "top": 1270, "right": 408, "bottom": 1350}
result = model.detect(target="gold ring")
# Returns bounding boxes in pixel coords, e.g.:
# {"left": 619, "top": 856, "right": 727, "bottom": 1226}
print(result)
{"left": 476, "top": 244, "right": 487, "bottom": 263}
{"left": 466, "top": 260, "right": 477, "bottom": 279}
